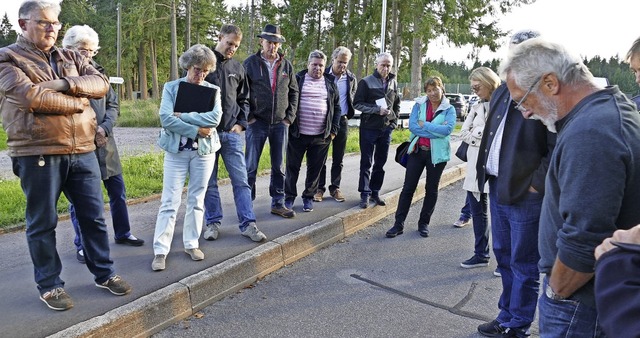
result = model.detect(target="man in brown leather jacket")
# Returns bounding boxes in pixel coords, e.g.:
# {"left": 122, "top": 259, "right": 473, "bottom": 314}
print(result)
{"left": 0, "top": 0, "right": 132, "bottom": 311}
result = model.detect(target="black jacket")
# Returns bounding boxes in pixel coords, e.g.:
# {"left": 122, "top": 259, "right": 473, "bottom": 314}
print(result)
{"left": 476, "top": 83, "right": 556, "bottom": 204}
{"left": 290, "top": 70, "right": 341, "bottom": 139}
{"left": 325, "top": 67, "right": 357, "bottom": 119}
{"left": 353, "top": 69, "right": 399, "bottom": 130}
{"left": 243, "top": 51, "right": 299, "bottom": 124}
{"left": 204, "top": 50, "right": 250, "bottom": 132}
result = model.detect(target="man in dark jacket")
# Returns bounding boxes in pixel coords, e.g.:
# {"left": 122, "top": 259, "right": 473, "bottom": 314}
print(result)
{"left": 203, "top": 24, "right": 266, "bottom": 242}
{"left": 284, "top": 50, "right": 341, "bottom": 213}
{"left": 314, "top": 46, "right": 357, "bottom": 203}
{"left": 475, "top": 30, "right": 554, "bottom": 337}
{"left": 243, "top": 24, "right": 299, "bottom": 218}
{"left": 0, "top": 0, "right": 131, "bottom": 311}
{"left": 353, "top": 52, "right": 399, "bottom": 209}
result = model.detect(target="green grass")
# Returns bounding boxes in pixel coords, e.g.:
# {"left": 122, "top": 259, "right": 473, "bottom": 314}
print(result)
{"left": 0, "top": 104, "right": 455, "bottom": 229}
{"left": 0, "top": 126, "right": 6, "bottom": 151}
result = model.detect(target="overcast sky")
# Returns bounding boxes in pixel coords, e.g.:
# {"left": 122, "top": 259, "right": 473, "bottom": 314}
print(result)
{"left": 4, "top": 0, "right": 638, "bottom": 67}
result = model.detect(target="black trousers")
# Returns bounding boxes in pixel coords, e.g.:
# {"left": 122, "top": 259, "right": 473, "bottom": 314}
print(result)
{"left": 285, "top": 134, "right": 331, "bottom": 201}
{"left": 318, "top": 117, "right": 348, "bottom": 193}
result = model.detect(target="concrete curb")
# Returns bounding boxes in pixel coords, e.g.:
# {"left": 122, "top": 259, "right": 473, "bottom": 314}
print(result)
{"left": 50, "top": 163, "right": 466, "bottom": 337}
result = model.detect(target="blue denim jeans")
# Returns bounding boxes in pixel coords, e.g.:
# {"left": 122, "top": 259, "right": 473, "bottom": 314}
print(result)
{"left": 204, "top": 131, "right": 256, "bottom": 232}
{"left": 468, "top": 191, "right": 489, "bottom": 258}
{"left": 70, "top": 173, "right": 132, "bottom": 251}
{"left": 459, "top": 195, "right": 471, "bottom": 220}
{"left": 12, "top": 153, "right": 114, "bottom": 293}
{"left": 245, "top": 119, "right": 288, "bottom": 207}
{"left": 489, "top": 178, "right": 541, "bottom": 330}
{"left": 538, "top": 276, "right": 605, "bottom": 337}
{"left": 153, "top": 150, "right": 215, "bottom": 255}
{"left": 358, "top": 126, "right": 393, "bottom": 197}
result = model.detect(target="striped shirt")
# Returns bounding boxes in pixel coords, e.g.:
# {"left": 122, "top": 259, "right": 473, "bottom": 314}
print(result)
{"left": 298, "top": 74, "right": 328, "bottom": 135}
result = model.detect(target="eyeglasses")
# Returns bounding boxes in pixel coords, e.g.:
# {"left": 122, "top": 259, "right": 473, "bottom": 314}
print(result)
{"left": 78, "top": 48, "right": 99, "bottom": 57}
{"left": 471, "top": 84, "right": 482, "bottom": 93}
{"left": 514, "top": 75, "right": 542, "bottom": 112}
{"left": 23, "top": 19, "right": 62, "bottom": 30}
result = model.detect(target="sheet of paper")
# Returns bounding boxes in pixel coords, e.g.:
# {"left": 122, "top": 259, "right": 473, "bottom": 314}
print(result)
{"left": 375, "top": 98, "right": 387, "bottom": 109}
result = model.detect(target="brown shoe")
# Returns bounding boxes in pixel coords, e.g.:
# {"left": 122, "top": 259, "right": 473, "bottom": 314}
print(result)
{"left": 330, "top": 189, "right": 346, "bottom": 202}
{"left": 313, "top": 191, "right": 323, "bottom": 202}
{"left": 271, "top": 206, "right": 296, "bottom": 218}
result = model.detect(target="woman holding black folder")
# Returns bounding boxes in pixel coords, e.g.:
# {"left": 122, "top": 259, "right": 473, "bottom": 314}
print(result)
{"left": 151, "top": 44, "right": 222, "bottom": 271}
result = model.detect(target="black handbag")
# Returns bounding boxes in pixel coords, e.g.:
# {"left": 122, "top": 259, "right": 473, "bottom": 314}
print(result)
{"left": 395, "top": 141, "right": 411, "bottom": 167}
{"left": 455, "top": 141, "right": 469, "bottom": 162}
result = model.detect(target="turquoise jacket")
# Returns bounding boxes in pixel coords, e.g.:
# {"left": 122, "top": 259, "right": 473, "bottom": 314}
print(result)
{"left": 157, "top": 77, "right": 222, "bottom": 155}
{"left": 407, "top": 95, "right": 456, "bottom": 165}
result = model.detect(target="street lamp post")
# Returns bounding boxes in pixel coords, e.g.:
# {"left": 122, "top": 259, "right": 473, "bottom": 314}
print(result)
{"left": 380, "top": 0, "right": 386, "bottom": 54}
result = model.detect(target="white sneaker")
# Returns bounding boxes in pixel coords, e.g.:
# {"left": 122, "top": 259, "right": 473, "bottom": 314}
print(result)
{"left": 241, "top": 222, "right": 267, "bottom": 242}
{"left": 203, "top": 222, "right": 220, "bottom": 240}
{"left": 152, "top": 254, "right": 166, "bottom": 271}
{"left": 185, "top": 248, "right": 204, "bottom": 261}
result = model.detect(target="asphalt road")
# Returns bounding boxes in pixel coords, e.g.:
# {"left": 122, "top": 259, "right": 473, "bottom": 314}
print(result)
{"left": 154, "top": 181, "right": 538, "bottom": 338}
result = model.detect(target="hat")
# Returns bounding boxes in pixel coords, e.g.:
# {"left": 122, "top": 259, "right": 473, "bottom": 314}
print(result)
{"left": 257, "top": 24, "right": 286, "bottom": 43}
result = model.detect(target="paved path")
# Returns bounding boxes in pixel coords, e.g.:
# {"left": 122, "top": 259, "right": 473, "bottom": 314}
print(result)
{"left": 0, "top": 132, "right": 478, "bottom": 337}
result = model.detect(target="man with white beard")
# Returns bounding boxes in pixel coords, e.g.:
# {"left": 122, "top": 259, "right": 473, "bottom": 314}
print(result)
{"left": 502, "top": 38, "right": 640, "bottom": 337}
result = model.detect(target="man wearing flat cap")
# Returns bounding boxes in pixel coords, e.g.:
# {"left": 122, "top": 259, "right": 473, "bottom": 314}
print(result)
{"left": 243, "top": 24, "right": 299, "bottom": 218}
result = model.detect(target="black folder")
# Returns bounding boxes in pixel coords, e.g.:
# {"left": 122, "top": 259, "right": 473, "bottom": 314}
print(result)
{"left": 173, "top": 81, "right": 217, "bottom": 113}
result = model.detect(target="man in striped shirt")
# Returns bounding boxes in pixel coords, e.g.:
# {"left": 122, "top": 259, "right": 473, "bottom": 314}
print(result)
{"left": 284, "top": 50, "right": 341, "bottom": 212}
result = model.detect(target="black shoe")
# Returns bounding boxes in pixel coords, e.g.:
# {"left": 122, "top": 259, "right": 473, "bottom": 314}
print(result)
{"left": 76, "top": 250, "right": 85, "bottom": 264}
{"left": 478, "top": 319, "right": 507, "bottom": 337}
{"left": 359, "top": 196, "right": 370, "bottom": 209}
{"left": 460, "top": 255, "right": 490, "bottom": 268}
{"left": 115, "top": 235, "right": 145, "bottom": 246}
{"left": 386, "top": 224, "right": 404, "bottom": 238}
{"left": 418, "top": 224, "right": 429, "bottom": 237}
{"left": 371, "top": 195, "right": 386, "bottom": 206}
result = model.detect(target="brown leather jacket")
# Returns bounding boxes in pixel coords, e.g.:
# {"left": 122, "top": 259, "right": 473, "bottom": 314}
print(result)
{"left": 0, "top": 35, "right": 109, "bottom": 157}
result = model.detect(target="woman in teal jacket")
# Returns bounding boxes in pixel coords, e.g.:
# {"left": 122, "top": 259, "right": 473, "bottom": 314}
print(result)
{"left": 152, "top": 44, "right": 222, "bottom": 271}
{"left": 386, "top": 76, "right": 456, "bottom": 238}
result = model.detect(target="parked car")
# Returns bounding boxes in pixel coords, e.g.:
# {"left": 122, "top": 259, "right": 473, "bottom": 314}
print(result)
{"left": 463, "top": 94, "right": 480, "bottom": 115}
{"left": 445, "top": 93, "right": 468, "bottom": 120}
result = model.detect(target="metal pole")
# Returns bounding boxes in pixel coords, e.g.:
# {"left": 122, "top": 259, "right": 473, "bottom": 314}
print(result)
{"left": 116, "top": 2, "right": 122, "bottom": 99}
{"left": 380, "top": 0, "right": 386, "bottom": 54}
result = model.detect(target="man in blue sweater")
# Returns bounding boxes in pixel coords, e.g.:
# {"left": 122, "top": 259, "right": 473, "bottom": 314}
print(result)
{"left": 502, "top": 38, "right": 640, "bottom": 337}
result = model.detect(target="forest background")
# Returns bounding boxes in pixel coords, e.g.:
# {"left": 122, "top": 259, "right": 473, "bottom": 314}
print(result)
{"left": 0, "top": 0, "right": 637, "bottom": 102}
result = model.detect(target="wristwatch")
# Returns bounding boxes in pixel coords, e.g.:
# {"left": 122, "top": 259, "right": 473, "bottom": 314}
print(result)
{"left": 545, "top": 283, "right": 567, "bottom": 301}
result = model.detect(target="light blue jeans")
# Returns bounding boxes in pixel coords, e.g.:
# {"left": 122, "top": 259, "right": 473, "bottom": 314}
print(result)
{"left": 204, "top": 131, "right": 256, "bottom": 232}
{"left": 153, "top": 150, "right": 215, "bottom": 255}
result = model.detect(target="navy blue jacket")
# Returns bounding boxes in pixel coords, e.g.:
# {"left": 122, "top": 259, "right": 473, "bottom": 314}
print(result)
{"left": 290, "top": 70, "right": 341, "bottom": 139}
{"left": 324, "top": 67, "right": 357, "bottom": 119}
{"left": 476, "top": 83, "right": 556, "bottom": 204}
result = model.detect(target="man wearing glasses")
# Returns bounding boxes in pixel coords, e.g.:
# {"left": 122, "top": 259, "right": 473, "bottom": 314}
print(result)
{"left": 0, "top": 0, "right": 132, "bottom": 311}
{"left": 475, "top": 30, "right": 556, "bottom": 337}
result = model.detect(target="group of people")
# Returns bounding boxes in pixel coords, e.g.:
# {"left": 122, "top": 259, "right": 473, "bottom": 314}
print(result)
{"left": 448, "top": 30, "right": 640, "bottom": 338}
{"left": 3, "top": 3, "right": 640, "bottom": 336}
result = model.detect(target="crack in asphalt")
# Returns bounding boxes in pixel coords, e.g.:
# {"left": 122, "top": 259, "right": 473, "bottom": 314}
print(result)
{"left": 350, "top": 273, "right": 493, "bottom": 323}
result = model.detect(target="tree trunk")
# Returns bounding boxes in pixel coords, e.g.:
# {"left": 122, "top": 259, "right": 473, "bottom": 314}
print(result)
{"left": 391, "top": 0, "right": 400, "bottom": 72}
{"left": 410, "top": 35, "right": 422, "bottom": 99}
{"left": 150, "top": 39, "right": 159, "bottom": 99}
{"left": 184, "top": 0, "right": 191, "bottom": 48}
{"left": 138, "top": 42, "right": 148, "bottom": 100}
{"left": 125, "top": 78, "right": 133, "bottom": 100}
{"left": 170, "top": 0, "right": 179, "bottom": 81}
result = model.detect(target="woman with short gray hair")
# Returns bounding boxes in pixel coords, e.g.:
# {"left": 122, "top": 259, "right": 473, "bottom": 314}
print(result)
{"left": 152, "top": 44, "right": 222, "bottom": 271}
{"left": 62, "top": 25, "right": 145, "bottom": 265}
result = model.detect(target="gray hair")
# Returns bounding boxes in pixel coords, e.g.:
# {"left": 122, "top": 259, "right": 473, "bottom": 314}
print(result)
{"left": 499, "top": 39, "right": 594, "bottom": 92}
{"left": 626, "top": 36, "right": 640, "bottom": 63}
{"left": 509, "top": 29, "right": 541, "bottom": 46}
{"left": 375, "top": 52, "right": 393, "bottom": 65}
{"left": 179, "top": 44, "right": 217, "bottom": 71}
{"left": 469, "top": 67, "right": 501, "bottom": 93}
{"left": 19, "top": 0, "right": 61, "bottom": 19}
{"left": 331, "top": 46, "right": 352, "bottom": 61}
{"left": 62, "top": 25, "right": 99, "bottom": 50}
{"left": 308, "top": 50, "right": 326, "bottom": 63}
